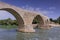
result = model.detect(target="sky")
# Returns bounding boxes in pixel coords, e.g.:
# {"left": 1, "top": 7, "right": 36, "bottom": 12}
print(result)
{"left": 0, "top": 0, "right": 60, "bottom": 20}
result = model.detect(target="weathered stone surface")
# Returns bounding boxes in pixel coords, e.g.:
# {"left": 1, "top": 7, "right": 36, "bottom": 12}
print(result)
{"left": 0, "top": 2, "right": 50, "bottom": 32}
{"left": 17, "top": 25, "right": 35, "bottom": 32}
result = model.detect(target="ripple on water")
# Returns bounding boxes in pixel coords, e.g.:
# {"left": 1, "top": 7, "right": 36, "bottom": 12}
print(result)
{"left": 0, "top": 27, "right": 60, "bottom": 40}
{"left": 0, "top": 28, "right": 17, "bottom": 40}
{"left": 48, "top": 27, "right": 60, "bottom": 40}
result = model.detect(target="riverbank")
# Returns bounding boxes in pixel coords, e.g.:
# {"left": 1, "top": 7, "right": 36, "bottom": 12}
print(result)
{"left": 0, "top": 25, "right": 17, "bottom": 29}
{"left": 49, "top": 24, "right": 60, "bottom": 28}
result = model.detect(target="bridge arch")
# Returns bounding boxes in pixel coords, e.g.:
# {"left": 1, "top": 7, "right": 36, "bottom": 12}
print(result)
{"left": 32, "top": 15, "right": 45, "bottom": 28}
{"left": 0, "top": 2, "right": 51, "bottom": 32}
{"left": 0, "top": 8, "right": 24, "bottom": 29}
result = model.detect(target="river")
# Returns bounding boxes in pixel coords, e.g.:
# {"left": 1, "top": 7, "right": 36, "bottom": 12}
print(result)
{"left": 0, "top": 27, "right": 60, "bottom": 40}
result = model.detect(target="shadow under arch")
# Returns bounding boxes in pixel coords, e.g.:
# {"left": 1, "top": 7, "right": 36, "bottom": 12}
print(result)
{"left": 32, "top": 15, "right": 45, "bottom": 28}
{"left": 0, "top": 8, "right": 24, "bottom": 28}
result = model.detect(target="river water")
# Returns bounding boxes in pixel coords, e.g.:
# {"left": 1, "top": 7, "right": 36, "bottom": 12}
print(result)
{"left": 0, "top": 27, "right": 60, "bottom": 40}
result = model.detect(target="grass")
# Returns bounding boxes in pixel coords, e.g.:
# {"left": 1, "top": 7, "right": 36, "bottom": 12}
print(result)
{"left": 0, "top": 25, "right": 17, "bottom": 29}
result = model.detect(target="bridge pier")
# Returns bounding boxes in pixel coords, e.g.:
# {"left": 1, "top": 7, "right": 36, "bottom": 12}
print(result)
{"left": 38, "top": 24, "right": 50, "bottom": 29}
{"left": 17, "top": 25, "right": 35, "bottom": 32}
{"left": 0, "top": 2, "right": 51, "bottom": 32}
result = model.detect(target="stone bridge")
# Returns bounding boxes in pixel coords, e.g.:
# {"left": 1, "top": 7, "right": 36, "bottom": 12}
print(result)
{"left": 0, "top": 2, "right": 50, "bottom": 32}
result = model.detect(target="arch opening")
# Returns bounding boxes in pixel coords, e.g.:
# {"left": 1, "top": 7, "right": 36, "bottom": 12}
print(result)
{"left": 32, "top": 15, "right": 44, "bottom": 29}
{"left": 0, "top": 8, "right": 24, "bottom": 29}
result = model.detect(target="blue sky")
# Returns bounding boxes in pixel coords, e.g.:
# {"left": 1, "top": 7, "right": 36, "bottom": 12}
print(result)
{"left": 0, "top": 0, "right": 60, "bottom": 20}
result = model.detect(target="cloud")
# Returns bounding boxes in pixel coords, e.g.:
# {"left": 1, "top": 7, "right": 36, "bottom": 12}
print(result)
{"left": 22, "top": 5, "right": 54, "bottom": 15}
{"left": 22, "top": 5, "right": 35, "bottom": 11}
{"left": 41, "top": 10, "right": 54, "bottom": 15}
{"left": 48, "top": 7, "right": 56, "bottom": 10}
{"left": 22, "top": 5, "right": 42, "bottom": 12}
{"left": 35, "top": 8, "right": 42, "bottom": 11}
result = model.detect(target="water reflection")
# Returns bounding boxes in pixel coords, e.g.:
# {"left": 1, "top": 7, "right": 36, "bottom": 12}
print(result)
{"left": 0, "top": 27, "right": 60, "bottom": 40}
{"left": 16, "top": 29, "right": 49, "bottom": 40}
{"left": 0, "top": 28, "right": 16, "bottom": 40}
{"left": 48, "top": 27, "right": 60, "bottom": 40}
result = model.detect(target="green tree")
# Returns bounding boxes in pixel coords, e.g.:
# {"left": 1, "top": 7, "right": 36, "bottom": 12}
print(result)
{"left": 50, "top": 18, "right": 53, "bottom": 22}
{"left": 57, "top": 16, "right": 60, "bottom": 24}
